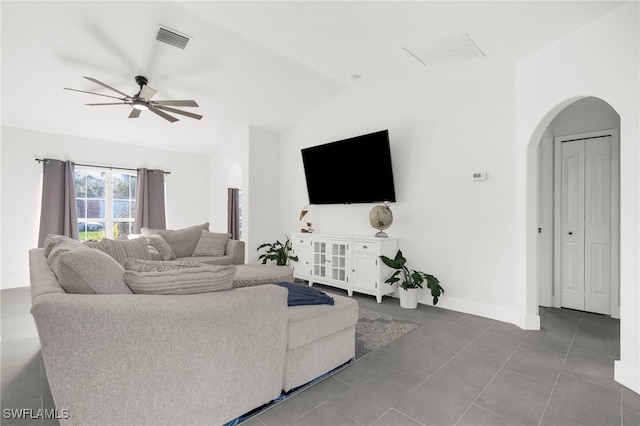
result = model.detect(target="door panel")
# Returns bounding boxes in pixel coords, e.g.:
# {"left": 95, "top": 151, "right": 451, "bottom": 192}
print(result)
{"left": 561, "top": 140, "right": 585, "bottom": 310}
{"left": 584, "top": 136, "right": 611, "bottom": 314}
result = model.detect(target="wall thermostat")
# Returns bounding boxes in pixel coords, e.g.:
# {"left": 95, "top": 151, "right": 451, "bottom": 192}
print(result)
{"left": 472, "top": 172, "right": 487, "bottom": 181}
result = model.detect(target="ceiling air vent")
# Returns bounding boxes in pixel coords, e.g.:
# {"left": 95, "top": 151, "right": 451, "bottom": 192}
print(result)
{"left": 403, "top": 33, "right": 484, "bottom": 66}
{"left": 156, "top": 26, "right": 191, "bottom": 49}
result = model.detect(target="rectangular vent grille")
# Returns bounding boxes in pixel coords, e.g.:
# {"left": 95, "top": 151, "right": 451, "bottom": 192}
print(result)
{"left": 403, "top": 33, "right": 484, "bottom": 66}
{"left": 156, "top": 26, "right": 190, "bottom": 49}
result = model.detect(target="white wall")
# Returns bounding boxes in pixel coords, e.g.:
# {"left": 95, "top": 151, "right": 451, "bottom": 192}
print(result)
{"left": 280, "top": 61, "right": 526, "bottom": 326}
{"left": 208, "top": 125, "right": 281, "bottom": 264}
{"left": 1, "top": 126, "right": 211, "bottom": 289}
{"left": 515, "top": 2, "right": 639, "bottom": 393}
{"left": 247, "top": 126, "right": 281, "bottom": 264}
{"left": 209, "top": 125, "right": 249, "bottom": 233}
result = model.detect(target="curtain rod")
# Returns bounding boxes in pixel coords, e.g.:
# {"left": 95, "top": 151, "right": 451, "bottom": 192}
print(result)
{"left": 35, "top": 158, "right": 171, "bottom": 175}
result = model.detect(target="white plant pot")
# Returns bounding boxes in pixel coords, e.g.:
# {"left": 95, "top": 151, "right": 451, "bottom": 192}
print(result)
{"left": 399, "top": 287, "right": 419, "bottom": 309}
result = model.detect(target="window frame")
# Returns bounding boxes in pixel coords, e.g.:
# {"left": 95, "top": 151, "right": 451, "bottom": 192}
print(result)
{"left": 74, "top": 167, "right": 137, "bottom": 240}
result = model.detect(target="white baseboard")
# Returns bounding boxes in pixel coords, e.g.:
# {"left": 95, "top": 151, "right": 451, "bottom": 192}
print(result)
{"left": 614, "top": 360, "right": 640, "bottom": 394}
{"left": 416, "top": 293, "right": 540, "bottom": 330}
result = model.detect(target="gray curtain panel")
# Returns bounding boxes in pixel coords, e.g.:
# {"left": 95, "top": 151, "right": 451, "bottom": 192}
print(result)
{"left": 228, "top": 188, "right": 240, "bottom": 239}
{"left": 133, "top": 168, "right": 167, "bottom": 234}
{"left": 37, "top": 159, "right": 79, "bottom": 247}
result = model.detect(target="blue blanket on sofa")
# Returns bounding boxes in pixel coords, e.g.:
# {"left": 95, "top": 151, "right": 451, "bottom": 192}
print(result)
{"left": 275, "top": 282, "right": 335, "bottom": 306}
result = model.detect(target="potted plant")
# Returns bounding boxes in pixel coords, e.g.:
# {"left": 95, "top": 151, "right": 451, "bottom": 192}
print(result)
{"left": 257, "top": 237, "right": 299, "bottom": 266}
{"left": 379, "top": 250, "right": 444, "bottom": 309}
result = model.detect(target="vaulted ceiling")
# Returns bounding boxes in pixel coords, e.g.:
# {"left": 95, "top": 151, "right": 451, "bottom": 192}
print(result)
{"left": 1, "top": 1, "right": 623, "bottom": 154}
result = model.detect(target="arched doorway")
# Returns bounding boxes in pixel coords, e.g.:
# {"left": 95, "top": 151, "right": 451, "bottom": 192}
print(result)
{"left": 536, "top": 97, "right": 621, "bottom": 318}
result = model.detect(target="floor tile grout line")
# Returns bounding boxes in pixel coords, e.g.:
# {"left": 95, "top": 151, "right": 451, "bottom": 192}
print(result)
{"left": 458, "top": 404, "right": 528, "bottom": 426}
{"left": 453, "top": 324, "right": 531, "bottom": 426}
{"left": 536, "top": 311, "right": 584, "bottom": 426}
{"left": 316, "top": 399, "right": 366, "bottom": 426}
{"left": 376, "top": 408, "right": 427, "bottom": 426}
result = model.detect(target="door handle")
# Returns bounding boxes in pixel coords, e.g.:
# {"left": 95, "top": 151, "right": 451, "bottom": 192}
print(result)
{"left": 568, "top": 232, "right": 573, "bottom": 235}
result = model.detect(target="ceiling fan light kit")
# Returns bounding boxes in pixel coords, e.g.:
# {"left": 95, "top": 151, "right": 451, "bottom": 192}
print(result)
{"left": 64, "top": 75, "right": 202, "bottom": 122}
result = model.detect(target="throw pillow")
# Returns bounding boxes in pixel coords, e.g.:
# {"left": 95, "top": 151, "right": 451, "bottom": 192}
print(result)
{"left": 50, "top": 248, "right": 131, "bottom": 294}
{"left": 141, "top": 223, "right": 209, "bottom": 258}
{"left": 192, "top": 231, "right": 230, "bottom": 257}
{"left": 45, "top": 235, "right": 87, "bottom": 265}
{"left": 97, "top": 237, "right": 151, "bottom": 266}
{"left": 123, "top": 259, "right": 236, "bottom": 295}
{"left": 145, "top": 235, "right": 176, "bottom": 261}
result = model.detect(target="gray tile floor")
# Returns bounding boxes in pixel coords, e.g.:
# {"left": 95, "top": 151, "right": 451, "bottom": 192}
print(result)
{"left": 2, "top": 285, "right": 639, "bottom": 426}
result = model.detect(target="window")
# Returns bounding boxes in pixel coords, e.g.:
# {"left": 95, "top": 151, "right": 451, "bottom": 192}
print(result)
{"left": 74, "top": 168, "right": 137, "bottom": 241}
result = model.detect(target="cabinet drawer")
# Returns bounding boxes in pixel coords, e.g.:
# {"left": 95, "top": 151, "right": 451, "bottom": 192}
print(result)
{"left": 292, "top": 238, "right": 310, "bottom": 247}
{"left": 353, "top": 241, "right": 378, "bottom": 253}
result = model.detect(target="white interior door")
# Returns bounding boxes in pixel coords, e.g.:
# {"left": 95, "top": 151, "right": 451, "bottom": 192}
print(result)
{"left": 584, "top": 136, "right": 612, "bottom": 314}
{"left": 560, "top": 140, "right": 586, "bottom": 310}
{"left": 559, "top": 135, "right": 613, "bottom": 314}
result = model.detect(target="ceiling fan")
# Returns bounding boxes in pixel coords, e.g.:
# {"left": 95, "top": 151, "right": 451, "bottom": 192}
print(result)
{"left": 64, "top": 76, "right": 202, "bottom": 123}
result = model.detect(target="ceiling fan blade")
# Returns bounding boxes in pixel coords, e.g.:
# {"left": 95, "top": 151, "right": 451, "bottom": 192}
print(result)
{"left": 84, "top": 76, "right": 131, "bottom": 98}
{"left": 155, "top": 105, "right": 203, "bottom": 120}
{"left": 128, "top": 109, "right": 141, "bottom": 119}
{"left": 139, "top": 85, "right": 157, "bottom": 101}
{"left": 152, "top": 100, "right": 199, "bottom": 107}
{"left": 64, "top": 87, "right": 125, "bottom": 100}
{"left": 85, "top": 102, "right": 128, "bottom": 106}
{"left": 149, "top": 107, "right": 178, "bottom": 123}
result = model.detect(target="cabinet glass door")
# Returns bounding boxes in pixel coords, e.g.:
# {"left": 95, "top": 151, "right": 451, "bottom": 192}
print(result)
{"left": 331, "top": 242, "right": 348, "bottom": 282}
{"left": 313, "top": 241, "right": 327, "bottom": 277}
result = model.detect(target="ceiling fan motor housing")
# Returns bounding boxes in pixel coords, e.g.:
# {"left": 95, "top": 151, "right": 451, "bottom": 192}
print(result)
{"left": 135, "top": 75, "right": 148, "bottom": 87}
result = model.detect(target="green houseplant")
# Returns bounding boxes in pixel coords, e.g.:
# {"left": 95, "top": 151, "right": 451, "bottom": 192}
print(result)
{"left": 379, "top": 250, "right": 444, "bottom": 308}
{"left": 257, "top": 237, "right": 299, "bottom": 266}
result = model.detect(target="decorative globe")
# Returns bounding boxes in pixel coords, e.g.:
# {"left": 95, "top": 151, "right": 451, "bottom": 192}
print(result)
{"left": 369, "top": 204, "right": 393, "bottom": 238}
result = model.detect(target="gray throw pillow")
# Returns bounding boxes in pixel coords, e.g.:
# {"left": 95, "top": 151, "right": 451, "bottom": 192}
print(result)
{"left": 141, "top": 223, "right": 209, "bottom": 258}
{"left": 123, "top": 259, "right": 236, "bottom": 295}
{"left": 45, "top": 235, "right": 88, "bottom": 265}
{"left": 145, "top": 235, "right": 176, "bottom": 261}
{"left": 97, "top": 237, "right": 150, "bottom": 266}
{"left": 50, "top": 248, "right": 131, "bottom": 294}
{"left": 192, "top": 231, "right": 231, "bottom": 257}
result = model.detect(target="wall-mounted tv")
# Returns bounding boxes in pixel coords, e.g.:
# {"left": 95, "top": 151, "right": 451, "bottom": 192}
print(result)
{"left": 301, "top": 130, "right": 396, "bottom": 205}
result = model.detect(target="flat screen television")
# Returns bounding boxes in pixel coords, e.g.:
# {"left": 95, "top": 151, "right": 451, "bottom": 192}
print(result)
{"left": 301, "top": 130, "right": 396, "bottom": 204}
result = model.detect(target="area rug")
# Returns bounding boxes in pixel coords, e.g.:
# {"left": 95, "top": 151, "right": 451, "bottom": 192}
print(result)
{"left": 226, "top": 307, "right": 421, "bottom": 425}
{"left": 355, "top": 307, "right": 421, "bottom": 359}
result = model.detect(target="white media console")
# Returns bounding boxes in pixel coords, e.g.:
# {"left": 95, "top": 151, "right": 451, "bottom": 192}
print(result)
{"left": 290, "top": 233, "right": 398, "bottom": 303}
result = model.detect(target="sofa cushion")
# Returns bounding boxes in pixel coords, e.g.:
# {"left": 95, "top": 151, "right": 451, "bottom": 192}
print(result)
{"left": 141, "top": 223, "right": 209, "bottom": 258}
{"left": 145, "top": 235, "right": 176, "bottom": 260}
{"left": 96, "top": 237, "right": 150, "bottom": 266}
{"left": 50, "top": 248, "right": 131, "bottom": 294}
{"left": 286, "top": 293, "right": 358, "bottom": 350}
{"left": 123, "top": 259, "right": 236, "bottom": 295}
{"left": 179, "top": 256, "right": 235, "bottom": 266}
{"left": 233, "top": 264, "right": 294, "bottom": 288}
{"left": 192, "top": 231, "right": 230, "bottom": 257}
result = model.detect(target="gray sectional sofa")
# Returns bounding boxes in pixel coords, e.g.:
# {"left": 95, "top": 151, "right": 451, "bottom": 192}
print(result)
{"left": 29, "top": 229, "right": 358, "bottom": 425}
